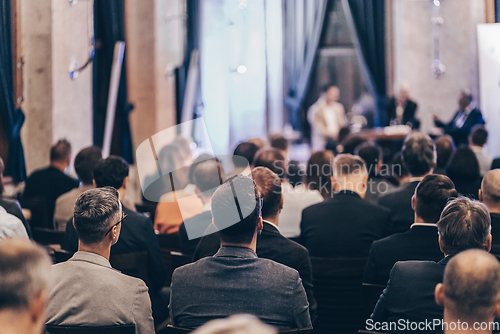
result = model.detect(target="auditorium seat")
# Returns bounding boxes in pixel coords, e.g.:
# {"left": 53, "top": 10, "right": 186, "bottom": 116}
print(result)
{"left": 45, "top": 324, "right": 135, "bottom": 334}
{"left": 362, "top": 283, "right": 386, "bottom": 318}
{"left": 32, "top": 227, "right": 65, "bottom": 246}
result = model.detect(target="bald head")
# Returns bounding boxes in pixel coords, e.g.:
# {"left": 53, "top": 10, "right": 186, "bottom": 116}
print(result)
{"left": 436, "top": 250, "right": 500, "bottom": 323}
{"left": 481, "top": 170, "right": 500, "bottom": 211}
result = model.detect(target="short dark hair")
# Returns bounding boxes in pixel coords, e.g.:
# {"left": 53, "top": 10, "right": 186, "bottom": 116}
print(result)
{"left": 192, "top": 159, "right": 224, "bottom": 196}
{"left": 341, "top": 135, "right": 368, "bottom": 155}
{"left": 252, "top": 167, "right": 281, "bottom": 218}
{"left": 437, "top": 197, "right": 491, "bottom": 256}
{"left": 269, "top": 133, "right": 288, "bottom": 152}
{"left": 415, "top": 174, "right": 458, "bottom": 223}
{"left": 252, "top": 148, "right": 286, "bottom": 180}
{"left": 93, "top": 156, "right": 129, "bottom": 189}
{"left": 435, "top": 135, "right": 455, "bottom": 169}
{"left": 74, "top": 146, "right": 102, "bottom": 185}
{"left": 402, "top": 132, "right": 436, "bottom": 176}
{"left": 306, "top": 151, "right": 334, "bottom": 198}
{"left": 356, "top": 143, "right": 382, "bottom": 177}
{"left": 73, "top": 187, "right": 121, "bottom": 245}
{"left": 233, "top": 142, "right": 259, "bottom": 168}
{"left": 446, "top": 147, "right": 480, "bottom": 181}
{"left": 471, "top": 125, "right": 488, "bottom": 147}
{"left": 50, "top": 139, "right": 71, "bottom": 162}
{"left": 211, "top": 175, "right": 260, "bottom": 245}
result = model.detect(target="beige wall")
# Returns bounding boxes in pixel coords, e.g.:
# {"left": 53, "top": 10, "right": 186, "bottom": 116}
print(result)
{"left": 393, "top": 0, "right": 486, "bottom": 133}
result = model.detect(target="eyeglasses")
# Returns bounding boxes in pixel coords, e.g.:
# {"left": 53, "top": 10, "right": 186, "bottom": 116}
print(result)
{"left": 104, "top": 212, "right": 127, "bottom": 236}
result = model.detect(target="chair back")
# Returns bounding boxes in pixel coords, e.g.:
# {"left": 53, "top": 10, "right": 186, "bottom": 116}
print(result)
{"left": 157, "top": 233, "right": 181, "bottom": 251}
{"left": 362, "top": 283, "right": 386, "bottom": 318}
{"left": 170, "top": 251, "right": 192, "bottom": 269}
{"left": 45, "top": 324, "right": 135, "bottom": 334}
{"left": 159, "top": 325, "right": 191, "bottom": 334}
{"left": 280, "top": 329, "right": 314, "bottom": 334}
{"left": 53, "top": 249, "right": 74, "bottom": 263}
{"left": 310, "top": 257, "right": 368, "bottom": 334}
{"left": 20, "top": 196, "right": 51, "bottom": 229}
{"left": 33, "top": 227, "right": 65, "bottom": 246}
{"left": 109, "top": 251, "right": 149, "bottom": 283}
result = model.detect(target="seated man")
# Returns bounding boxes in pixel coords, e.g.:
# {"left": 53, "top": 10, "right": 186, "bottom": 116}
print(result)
{"left": 364, "top": 174, "right": 458, "bottom": 285}
{"left": 169, "top": 175, "right": 312, "bottom": 330}
{"left": 470, "top": 125, "right": 492, "bottom": 176}
{"left": 479, "top": 169, "right": 500, "bottom": 260}
{"left": 300, "top": 154, "right": 388, "bottom": 257}
{"left": 0, "top": 239, "right": 52, "bottom": 334}
{"left": 0, "top": 206, "right": 29, "bottom": 240}
{"left": 435, "top": 249, "right": 500, "bottom": 334}
{"left": 47, "top": 187, "right": 154, "bottom": 333}
{"left": 54, "top": 146, "right": 102, "bottom": 231}
{"left": 371, "top": 197, "right": 492, "bottom": 332}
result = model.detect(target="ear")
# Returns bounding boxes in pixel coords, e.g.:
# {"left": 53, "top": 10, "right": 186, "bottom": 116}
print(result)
{"left": 485, "top": 234, "right": 492, "bottom": 253}
{"left": 438, "top": 236, "right": 446, "bottom": 256}
{"left": 279, "top": 193, "right": 284, "bottom": 212}
{"left": 479, "top": 189, "right": 483, "bottom": 202}
{"left": 435, "top": 283, "right": 445, "bottom": 307}
{"left": 494, "top": 300, "right": 500, "bottom": 317}
{"left": 362, "top": 173, "right": 368, "bottom": 186}
{"left": 121, "top": 176, "right": 129, "bottom": 190}
{"left": 29, "top": 290, "right": 47, "bottom": 327}
{"left": 72, "top": 218, "right": 76, "bottom": 229}
{"left": 92, "top": 179, "right": 97, "bottom": 188}
{"left": 411, "top": 195, "right": 416, "bottom": 211}
{"left": 257, "top": 216, "right": 263, "bottom": 233}
{"left": 331, "top": 176, "right": 339, "bottom": 193}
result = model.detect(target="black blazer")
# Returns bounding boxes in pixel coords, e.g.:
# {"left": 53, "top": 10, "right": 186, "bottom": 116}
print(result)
{"left": 364, "top": 225, "right": 443, "bottom": 285}
{"left": 193, "top": 221, "right": 317, "bottom": 320}
{"left": 385, "top": 98, "right": 419, "bottom": 129}
{"left": 378, "top": 181, "right": 420, "bottom": 236}
{"left": 300, "top": 190, "right": 388, "bottom": 257}
{"left": 490, "top": 213, "right": 500, "bottom": 261}
{"left": 435, "top": 107, "right": 485, "bottom": 147}
{"left": 371, "top": 256, "right": 451, "bottom": 331}
{"left": 0, "top": 197, "right": 32, "bottom": 238}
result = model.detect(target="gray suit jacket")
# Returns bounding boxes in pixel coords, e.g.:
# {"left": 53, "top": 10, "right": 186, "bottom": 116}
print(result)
{"left": 169, "top": 246, "right": 312, "bottom": 330}
{"left": 46, "top": 251, "right": 155, "bottom": 334}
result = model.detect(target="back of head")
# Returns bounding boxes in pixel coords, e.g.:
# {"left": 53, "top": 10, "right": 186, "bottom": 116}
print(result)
{"left": 333, "top": 154, "right": 367, "bottom": 179}
{"left": 192, "top": 159, "right": 224, "bottom": 197}
{"left": 247, "top": 137, "right": 267, "bottom": 150}
{"left": 251, "top": 167, "right": 281, "bottom": 219}
{"left": 0, "top": 239, "right": 51, "bottom": 313}
{"left": 73, "top": 187, "right": 121, "bottom": 245}
{"left": 74, "top": 146, "right": 102, "bottom": 185}
{"left": 437, "top": 197, "right": 491, "bottom": 256}
{"left": 93, "top": 156, "right": 129, "bottom": 189}
{"left": 233, "top": 142, "right": 259, "bottom": 168}
{"left": 50, "top": 139, "right": 71, "bottom": 163}
{"left": 435, "top": 135, "right": 455, "bottom": 169}
{"left": 356, "top": 143, "right": 382, "bottom": 177}
{"left": 471, "top": 125, "right": 488, "bottom": 147}
{"left": 446, "top": 146, "right": 480, "bottom": 181}
{"left": 211, "top": 175, "right": 260, "bottom": 245}
{"left": 402, "top": 132, "right": 436, "bottom": 177}
{"left": 306, "top": 150, "right": 334, "bottom": 198}
{"left": 415, "top": 174, "right": 458, "bottom": 224}
{"left": 269, "top": 133, "right": 288, "bottom": 152}
{"left": 341, "top": 135, "right": 368, "bottom": 155}
{"left": 481, "top": 169, "right": 500, "bottom": 206}
{"left": 172, "top": 136, "right": 192, "bottom": 162}
{"left": 252, "top": 148, "right": 286, "bottom": 180}
{"left": 442, "top": 249, "right": 500, "bottom": 322}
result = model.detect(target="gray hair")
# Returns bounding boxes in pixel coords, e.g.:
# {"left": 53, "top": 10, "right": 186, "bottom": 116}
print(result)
{"left": 402, "top": 132, "right": 436, "bottom": 177}
{"left": 73, "top": 187, "right": 121, "bottom": 245}
{"left": 0, "top": 239, "right": 52, "bottom": 311}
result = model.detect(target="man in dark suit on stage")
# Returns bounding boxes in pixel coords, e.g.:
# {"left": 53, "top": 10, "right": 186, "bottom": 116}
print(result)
{"left": 193, "top": 167, "right": 316, "bottom": 319}
{"left": 371, "top": 197, "right": 492, "bottom": 332}
{"left": 385, "top": 84, "right": 419, "bottom": 129}
{"left": 378, "top": 132, "right": 436, "bottom": 235}
{"left": 479, "top": 169, "right": 500, "bottom": 261}
{"left": 169, "top": 175, "right": 312, "bottom": 330}
{"left": 300, "top": 154, "right": 388, "bottom": 257}
{"left": 434, "top": 90, "right": 485, "bottom": 147}
{"left": 364, "top": 174, "right": 458, "bottom": 285}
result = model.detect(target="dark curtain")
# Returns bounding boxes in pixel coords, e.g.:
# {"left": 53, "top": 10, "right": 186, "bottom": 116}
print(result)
{"left": 93, "top": 0, "right": 134, "bottom": 163}
{"left": 496, "top": 0, "right": 500, "bottom": 22}
{"left": 344, "top": 0, "right": 386, "bottom": 126}
{"left": 283, "top": 0, "right": 328, "bottom": 131}
{"left": 0, "top": 0, "right": 26, "bottom": 182}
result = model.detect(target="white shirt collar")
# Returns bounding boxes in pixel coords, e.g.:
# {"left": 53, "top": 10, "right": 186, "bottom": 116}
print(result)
{"left": 263, "top": 219, "right": 280, "bottom": 232}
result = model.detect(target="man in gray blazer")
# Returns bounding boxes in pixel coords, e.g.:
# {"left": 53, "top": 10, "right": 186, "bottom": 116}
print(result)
{"left": 169, "top": 175, "right": 312, "bottom": 330}
{"left": 46, "top": 187, "right": 154, "bottom": 334}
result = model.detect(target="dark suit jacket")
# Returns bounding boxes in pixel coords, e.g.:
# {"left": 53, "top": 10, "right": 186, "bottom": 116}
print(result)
{"left": 300, "top": 190, "right": 388, "bottom": 257}
{"left": 378, "top": 181, "right": 420, "bottom": 236}
{"left": 193, "top": 222, "right": 317, "bottom": 320}
{"left": 63, "top": 204, "right": 166, "bottom": 292}
{"left": 169, "top": 246, "right": 312, "bottom": 330}
{"left": 0, "top": 197, "right": 31, "bottom": 238}
{"left": 490, "top": 213, "right": 500, "bottom": 261}
{"left": 371, "top": 257, "right": 451, "bottom": 332}
{"left": 364, "top": 225, "right": 443, "bottom": 285}
{"left": 385, "top": 98, "right": 419, "bottom": 129}
{"left": 23, "top": 166, "right": 79, "bottom": 224}
{"left": 435, "top": 107, "right": 485, "bottom": 147}
{"left": 178, "top": 211, "right": 213, "bottom": 255}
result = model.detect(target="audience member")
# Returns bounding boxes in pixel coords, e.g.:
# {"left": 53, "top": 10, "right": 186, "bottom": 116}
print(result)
{"left": 364, "top": 174, "right": 458, "bottom": 285}
{"left": 0, "top": 157, "right": 31, "bottom": 237}
{"left": 379, "top": 132, "right": 436, "bottom": 234}
{"left": 385, "top": 84, "right": 420, "bottom": 129}
{"left": 479, "top": 170, "right": 500, "bottom": 260}
{"left": 269, "top": 133, "right": 288, "bottom": 156}
{"left": 390, "top": 152, "right": 410, "bottom": 186}
{"left": 228, "top": 141, "right": 259, "bottom": 177}
{"left": 247, "top": 137, "right": 267, "bottom": 150}
{"left": 53, "top": 146, "right": 102, "bottom": 231}
{"left": 306, "top": 150, "right": 335, "bottom": 200}
{"left": 470, "top": 125, "right": 492, "bottom": 176}
{"left": 192, "top": 315, "right": 277, "bottom": 334}
{"left": 0, "top": 239, "right": 51, "bottom": 334}
{"left": 0, "top": 206, "right": 28, "bottom": 240}
{"left": 446, "top": 146, "right": 481, "bottom": 199}
{"left": 178, "top": 158, "right": 225, "bottom": 255}
{"left": 169, "top": 175, "right": 312, "bottom": 330}
{"left": 311, "top": 86, "right": 346, "bottom": 151}
{"left": 47, "top": 188, "right": 154, "bottom": 333}
{"left": 371, "top": 197, "right": 492, "bottom": 330}
{"left": 435, "top": 250, "right": 500, "bottom": 334}
{"left": 434, "top": 135, "right": 455, "bottom": 175}
{"left": 300, "top": 154, "right": 388, "bottom": 257}
{"left": 434, "top": 90, "right": 485, "bottom": 147}
{"left": 23, "top": 139, "right": 79, "bottom": 225}
{"left": 341, "top": 135, "right": 368, "bottom": 155}
{"left": 286, "top": 161, "right": 303, "bottom": 188}
{"left": 192, "top": 167, "right": 317, "bottom": 319}
{"left": 253, "top": 148, "right": 322, "bottom": 239}
{"left": 356, "top": 143, "right": 395, "bottom": 204}
{"left": 63, "top": 156, "right": 167, "bottom": 323}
